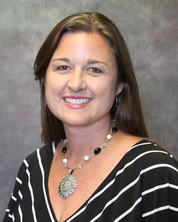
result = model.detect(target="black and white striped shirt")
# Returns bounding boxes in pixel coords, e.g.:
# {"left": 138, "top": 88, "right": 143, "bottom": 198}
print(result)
{"left": 3, "top": 140, "right": 178, "bottom": 221}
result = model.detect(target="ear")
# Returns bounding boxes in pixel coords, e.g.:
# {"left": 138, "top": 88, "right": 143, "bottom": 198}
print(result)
{"left": 116, "top": 82, "right": 124, "bottom": 95}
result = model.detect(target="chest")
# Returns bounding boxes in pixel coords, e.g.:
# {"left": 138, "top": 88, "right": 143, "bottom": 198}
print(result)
{"left": 48, "top": 150, "right": 121, "bottom": 221}
{"left": 48, "top": 136, "right": 141, "bottom": 221}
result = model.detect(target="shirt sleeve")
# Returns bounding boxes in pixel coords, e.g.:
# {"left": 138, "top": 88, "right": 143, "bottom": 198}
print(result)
{"left": 3, "top": 161, "right": 27, "bottom": 222}
{"left": 141, "top": 154, "right": 178, "bottom": 222}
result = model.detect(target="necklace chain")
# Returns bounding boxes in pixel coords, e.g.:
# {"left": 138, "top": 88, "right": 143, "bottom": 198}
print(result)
{"left": 62, "top": 132, "right": 112, "bottom": 171}
{"left": 58, "top": 127, "right": 118, "bottom": 199}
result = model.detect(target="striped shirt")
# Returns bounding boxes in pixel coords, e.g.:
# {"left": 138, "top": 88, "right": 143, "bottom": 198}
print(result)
{"left": 3, "top": 140, "right": 178, "bottom": 221}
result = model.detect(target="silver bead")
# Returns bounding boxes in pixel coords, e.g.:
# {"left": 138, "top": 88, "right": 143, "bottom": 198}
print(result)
{"left": 107, "top": 134, "right": 112, "bottom": 140}
{"left": 84, "top": 155, "right": 90, "bottom": 161}
{"left": 64, "top": 139, "right": 68, "bottom": 145}
{"left": 78, "top": 164, "right": 82, "bottom": 169}
{"left": 63, "top": 158, "right": 68, "bottom": 164}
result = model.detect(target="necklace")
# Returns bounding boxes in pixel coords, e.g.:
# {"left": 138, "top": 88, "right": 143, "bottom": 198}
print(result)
{"left": 58, "top": 127, "right": 118, "bottom": 199}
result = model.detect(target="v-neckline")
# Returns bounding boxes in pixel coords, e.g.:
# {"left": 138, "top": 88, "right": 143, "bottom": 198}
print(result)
{"left": 45, "top": 139, "right": 148, "bottom": 222}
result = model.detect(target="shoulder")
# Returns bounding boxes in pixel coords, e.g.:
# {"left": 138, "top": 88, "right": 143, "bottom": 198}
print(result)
{"left": 25, "top": 143, "right": 53, "bottom": 165}
{"left": 128, "top": 140, "right": 178, "bottom": 219}
{"left": 16, "top": 144, "right": 53, "bottom": 178}
{"left": 124, "top": 139, "right": 178, "bottom": 182}
{"left": 129, "top": 139, "right": 177, "bottom": 164}
{"left": 127, "top": 139, "right": 177, "bottom": 167}
{"left": 115, "top": 131, "right": 177, "bottom": 168}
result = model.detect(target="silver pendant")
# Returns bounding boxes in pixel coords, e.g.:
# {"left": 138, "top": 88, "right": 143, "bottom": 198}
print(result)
{"left": 58, "top": 173, "right": 78, "bottom": 199}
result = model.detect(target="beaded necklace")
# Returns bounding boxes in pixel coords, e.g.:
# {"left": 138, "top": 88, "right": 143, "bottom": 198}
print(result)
{"left": 58, "top": 127, "right": 118, "bottom": 199}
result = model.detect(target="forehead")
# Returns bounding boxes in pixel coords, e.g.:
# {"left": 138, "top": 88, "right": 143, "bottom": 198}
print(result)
{"left": 52, "top": 32, "right": 115, "bottom": 61}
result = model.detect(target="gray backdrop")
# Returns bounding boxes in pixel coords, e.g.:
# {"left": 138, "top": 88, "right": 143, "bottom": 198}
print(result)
{"left": 0, "top": 0, "right": 177, "bottom": 219}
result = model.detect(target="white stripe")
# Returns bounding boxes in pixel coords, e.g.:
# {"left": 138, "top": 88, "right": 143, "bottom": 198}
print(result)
{"left": 52, "top": 141, "right": 56, "bottom": 154}
{"left": 142, "top": 183, "right": 178, "bottom": 196}
{"left": 142, "top": 205, "right": 178, "bottom": 217}
{"left": 12, "top": 195, "right": 17, "bottom": 201}
{"left": 94, "top": 150, "right": 168, "bottom": 201}
{"left": 66, "top": 151, "right": 173, "bottom": 222}
{"left": 116, "top": 150, "right": 169, "bottom": 177}
{"left": 90, "top": 173, "right": 143, "bottom": 221}
{"left": 128, "top": 141, "right": 152, "bottom": 152}
{"left": 114, "top": 197, "right": 142, "bottom": 222}
{"left": 6, "top": 209, "right": 10, "bottom": 212}
{"left": 90, "top": 163, "right": 177, "bottom": 221}
{"left": 26, "top": 168, "right": 37, "bottom": 222}
{"left": 169, "top": 184, "right": 178, "bottom": 190}
{"left": 66, "top": 178, "right": 117, "bottom": 221}
{"left": 23, "top": 159, "right": 29, "bottom": 167}
{"left": 142, "top": 163, "right": 178, "bottom": 174}
{"left": 18, "top": 205, "right": 23, "bottom": 222}
{"left": 16, "top": 177, "right": 22, "bottom": 184}
{"left": 89, "top": 150, "right": 169, "bottom": 204}
{"left": 8, "top": 213, "right": 15, "bottom": 221}
{"left": 18, "top": 190, "right": 23, "bottom": 200}
{"left": 37, "top": 148, "right": 56, "bottom": 222}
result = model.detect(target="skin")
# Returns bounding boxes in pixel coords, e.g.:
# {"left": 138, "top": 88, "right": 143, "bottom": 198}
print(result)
{"left": 46, "top": 32, "right": 142, "bottom": 221}
{"left": 45, "top": 32, "right": 122, "bottom": 130}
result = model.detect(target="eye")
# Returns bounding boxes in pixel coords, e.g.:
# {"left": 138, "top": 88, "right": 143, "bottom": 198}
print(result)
{"left": 88, "top": 67, "right": 102, "bottom": 73}
{"left": 57, "top": 65, "right": 70, "bottom": 71}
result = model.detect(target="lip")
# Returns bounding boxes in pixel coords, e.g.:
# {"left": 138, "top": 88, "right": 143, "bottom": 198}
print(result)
{"left": 63, "top": 96, "right": 92, "bottom": 109}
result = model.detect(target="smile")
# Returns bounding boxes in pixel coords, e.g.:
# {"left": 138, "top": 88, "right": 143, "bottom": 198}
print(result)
{"left": 64, "top": 98, "right": 92, "bottom": 105}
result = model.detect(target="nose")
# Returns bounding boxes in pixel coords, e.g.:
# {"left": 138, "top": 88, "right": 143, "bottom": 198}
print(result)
{"left": 67, "top": 68, "right": 87, "bottom": 92}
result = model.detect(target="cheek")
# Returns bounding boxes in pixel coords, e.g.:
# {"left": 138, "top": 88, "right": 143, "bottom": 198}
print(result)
{"left": 45, "top": 80, "right": 61, "bottom": 106}
{"left": 104, "top": 78, "right": 118, "bottom": 104}
{"left": 45, "top": 77, "right": 62, "bottom": 94}
{"left": 91, "top": 78, "right": 116, "bottom": 102}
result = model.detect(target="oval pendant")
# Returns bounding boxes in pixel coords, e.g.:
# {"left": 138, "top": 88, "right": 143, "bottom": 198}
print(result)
{"left": 58, "top": 174, "right": 78, "bottom": 199}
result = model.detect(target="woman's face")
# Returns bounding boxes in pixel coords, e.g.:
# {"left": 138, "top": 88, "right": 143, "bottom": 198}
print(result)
{"left": 45, "top": 32, "right": 123, "bottom": 128}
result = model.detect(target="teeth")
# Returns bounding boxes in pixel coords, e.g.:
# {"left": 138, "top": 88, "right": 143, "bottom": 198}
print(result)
{"left": 64, "top": 98, "right": 92, "bottom": 104}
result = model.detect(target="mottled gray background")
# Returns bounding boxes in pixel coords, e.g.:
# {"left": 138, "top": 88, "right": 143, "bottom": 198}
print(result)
{"left": 0, "top": 0, "right": 177, "bottom": 219}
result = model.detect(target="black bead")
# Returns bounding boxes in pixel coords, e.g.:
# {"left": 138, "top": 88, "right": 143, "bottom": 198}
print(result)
{"left": 69, "top": 169, "right": 74, "bottom": 175}
{"left": 112, "top": 127, "right": 118, "bottom": 133}
{"left": 94, "top": 147, "right": 101, "bottom": 155}
{"left": 62, "top": 147, "right": 67, "bottom": 154}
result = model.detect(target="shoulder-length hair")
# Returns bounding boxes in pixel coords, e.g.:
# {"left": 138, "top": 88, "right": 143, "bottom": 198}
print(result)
{"left": 34, "top": 12, "right": 148, "bottom": 145}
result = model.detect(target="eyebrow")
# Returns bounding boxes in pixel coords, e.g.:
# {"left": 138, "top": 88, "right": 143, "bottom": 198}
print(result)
{"left": 51, "top": 58, "right": 70, "bottom": 63}
{"left": 51, "top": 58, "right": 109, "bottom": 66}
{"left": 87, "top": 59, "right": 109, "bottom": 67}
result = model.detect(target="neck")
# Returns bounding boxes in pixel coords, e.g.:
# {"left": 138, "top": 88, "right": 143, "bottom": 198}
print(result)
{"left": 63, "top": 119, "right": 113, "bottom": 159}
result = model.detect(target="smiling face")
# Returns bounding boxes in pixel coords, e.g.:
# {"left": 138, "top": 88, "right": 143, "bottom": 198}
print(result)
{"left": 45, "top": 32, "right": 123, "bottom": 128}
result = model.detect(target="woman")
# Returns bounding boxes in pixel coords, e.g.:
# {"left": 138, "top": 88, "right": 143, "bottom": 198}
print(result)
{"left": 3, "top": 12, "right": 178, "bottom": 222}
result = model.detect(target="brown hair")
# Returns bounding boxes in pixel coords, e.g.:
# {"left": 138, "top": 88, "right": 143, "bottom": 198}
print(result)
{"left": 34, "top": 12, "right": 148, "bottom": 145}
